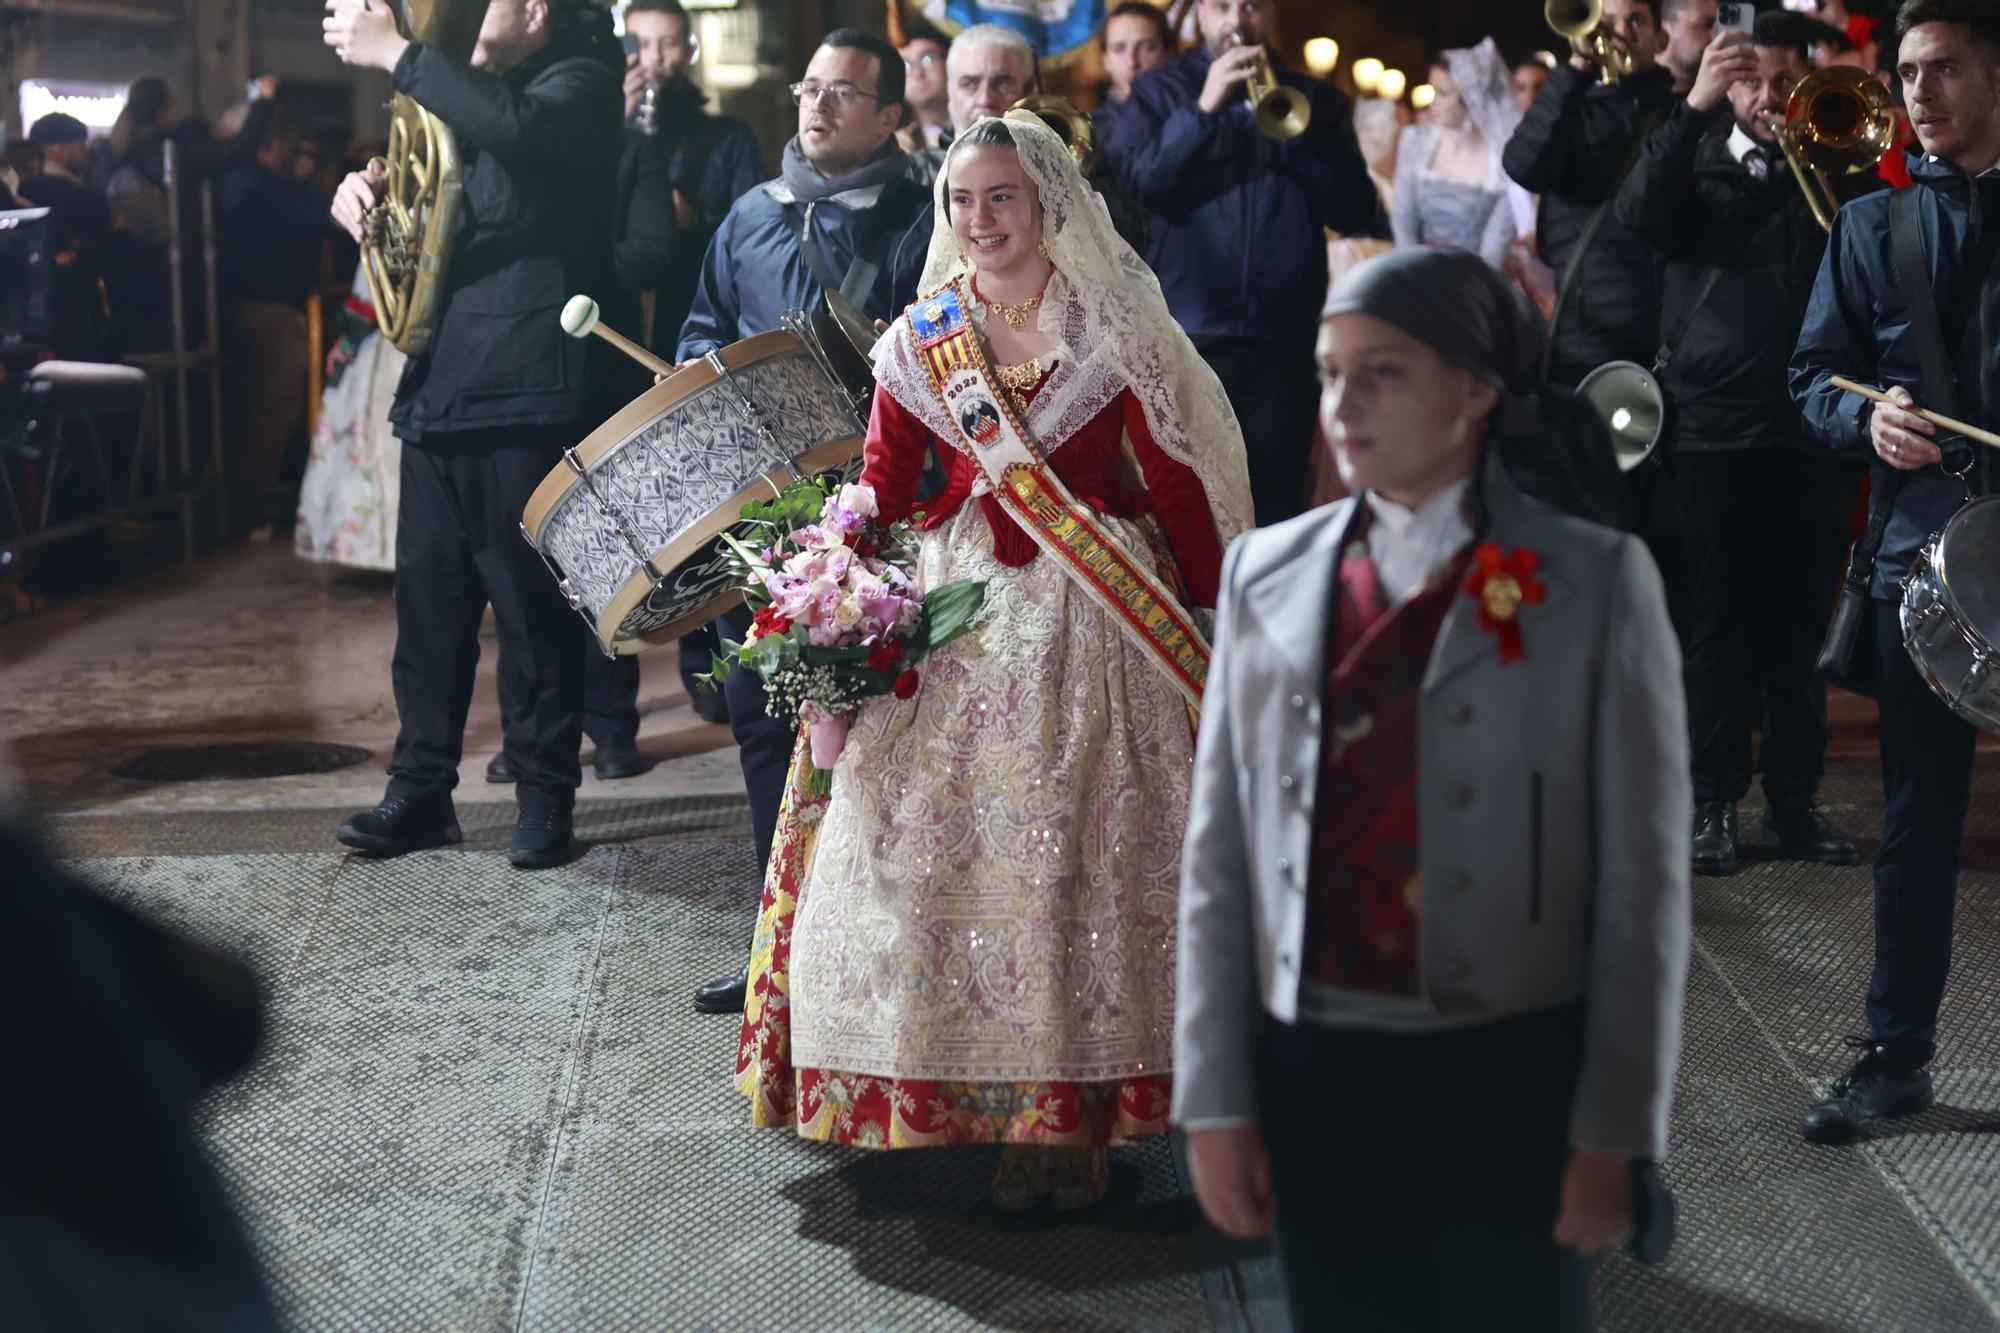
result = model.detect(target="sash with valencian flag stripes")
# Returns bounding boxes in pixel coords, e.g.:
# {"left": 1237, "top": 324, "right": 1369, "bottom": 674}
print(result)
{"left": 908, "top": 279, "right": 1211, "bottom": 705}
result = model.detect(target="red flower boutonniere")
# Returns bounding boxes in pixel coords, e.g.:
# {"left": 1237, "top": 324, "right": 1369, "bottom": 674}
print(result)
{"left": 1465, "top": 542, "right": 1545, "bottom": 664}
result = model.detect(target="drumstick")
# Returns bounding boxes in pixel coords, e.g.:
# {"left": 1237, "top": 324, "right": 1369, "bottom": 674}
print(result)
{"left": 1830, "top": 375, "right": 2000, "bottom": 451}
{"left": 560, "top": 295, "right": 678, "bottom": 380}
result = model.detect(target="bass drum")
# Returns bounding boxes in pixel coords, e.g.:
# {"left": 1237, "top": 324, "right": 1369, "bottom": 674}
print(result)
{"left": 522, "top": 315, "right": 868, "bottom": 655}
{"left": 1900, "top": 494, "right": 2000, "bottom": 735}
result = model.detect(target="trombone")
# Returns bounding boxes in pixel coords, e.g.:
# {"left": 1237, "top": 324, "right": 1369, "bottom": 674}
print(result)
{"left": 1778, "top": 66, "right": 1897, "bottom": 232}
{"left": 1010, "top": 94, "right": 1101, "bottom": 176}
{"left": 1228, "top": 26, "right": 1311, "bottom": 141}
{"left": 1545, "top": 0, "right": 1636, "bottom": 85}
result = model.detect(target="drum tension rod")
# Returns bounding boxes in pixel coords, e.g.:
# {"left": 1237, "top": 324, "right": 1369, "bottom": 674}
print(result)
{"left": 562, "top": 445, "right": 664, "bottom": 580}
{"left": 705, "top": 350, "right": 784, "bottom": 457}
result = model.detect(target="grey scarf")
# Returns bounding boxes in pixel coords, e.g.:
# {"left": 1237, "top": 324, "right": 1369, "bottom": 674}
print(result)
{"left": 779, "top": 135, "right": 909, "bottom": 206}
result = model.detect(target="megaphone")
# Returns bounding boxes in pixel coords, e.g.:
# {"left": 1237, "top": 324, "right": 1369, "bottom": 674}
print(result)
{"left": 1577, "top": 359, "right": 1665, "bottom": 472}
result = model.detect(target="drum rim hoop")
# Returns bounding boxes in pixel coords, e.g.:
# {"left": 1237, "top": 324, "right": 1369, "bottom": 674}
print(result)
{"left": 1927, "top": 495, "right": 2000, "bottom": 633}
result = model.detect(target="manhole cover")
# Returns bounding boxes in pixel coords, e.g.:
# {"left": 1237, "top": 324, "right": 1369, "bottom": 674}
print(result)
{"left": 112, "top": 742, "right": 373, "bottom": 782}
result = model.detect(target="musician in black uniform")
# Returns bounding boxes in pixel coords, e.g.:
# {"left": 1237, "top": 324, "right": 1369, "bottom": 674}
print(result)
{"left": 1790, "top": 0, "right": 2000, "bottom": 1144}
{"left": 324, "top": 0, "right": 625, "bottom": 869}
{"left": 676, "top": 28, "right": 932, "bottom": 1013}
{"left": 1616, "top": 14, "right": 1867, "bottom": 877}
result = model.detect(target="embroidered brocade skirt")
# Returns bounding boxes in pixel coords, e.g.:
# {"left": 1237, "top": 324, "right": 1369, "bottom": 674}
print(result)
{"left": 735, "top": 507, "right": 1192, "bottom": 1148}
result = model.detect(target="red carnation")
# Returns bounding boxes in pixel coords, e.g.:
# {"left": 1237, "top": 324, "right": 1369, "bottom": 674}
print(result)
{"left": 868, "top": 641, "right": 904, "bottom": 672}
{"left": 752, "top": 606, "right": 792, "bottom": 637}
{"left": 894, "top": 669, "right": 920, "bottom": 699}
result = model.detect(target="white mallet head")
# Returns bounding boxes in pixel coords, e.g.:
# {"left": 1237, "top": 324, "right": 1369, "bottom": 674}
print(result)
{"left": 560, "top": 294, "right": 601, "bottom": 339}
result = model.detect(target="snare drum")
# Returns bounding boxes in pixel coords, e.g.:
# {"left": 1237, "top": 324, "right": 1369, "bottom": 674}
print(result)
{"left": 522, "top": 320, "right": 866, "bottom": 655}
{"left": 1900, "top": 495, "right": 2000, "bottom": 735}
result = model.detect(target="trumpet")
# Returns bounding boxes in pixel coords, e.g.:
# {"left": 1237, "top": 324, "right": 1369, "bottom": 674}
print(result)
{"left": 1778, "top": 66, "right": 1897, "bottom": 232}
{"left": 1545, "top": 0, "right": 1636, "bottom": 85}
{"left": 1010, "top": 94, "right": 1101, "bottom": 176}
{"left": 1229, "top": 26, "right": 1311, "bottom": 141}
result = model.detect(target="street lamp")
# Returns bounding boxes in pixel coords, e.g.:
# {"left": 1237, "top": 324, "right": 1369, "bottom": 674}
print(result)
{"left": 1304, "top": 37, "right": 1340, "bottom": 77}
{"left": 1352, "top": 56, "right": 1384, "bottom": 96}
{"left": 1377, "top": 67, "right": 1408, "bottom": 101}
{"left": 1411, "top": 83, "right": 1437, "bottom": 110}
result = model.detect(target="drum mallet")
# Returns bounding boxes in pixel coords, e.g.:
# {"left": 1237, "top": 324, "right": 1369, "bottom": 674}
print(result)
{"left": 560, "top": 295, "right": 679, "bottom": 381}
{"left": 1831, "top": 375, "right": 2000, "bottom": 451}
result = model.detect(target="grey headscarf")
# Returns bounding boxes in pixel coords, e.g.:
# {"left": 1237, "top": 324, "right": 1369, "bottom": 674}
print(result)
{"left": 1323, "top": 247, "right": 1631, "bottom": 530}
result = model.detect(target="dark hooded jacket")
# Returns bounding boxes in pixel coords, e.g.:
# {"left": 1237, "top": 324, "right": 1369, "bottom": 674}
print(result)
{"left": 1503, "top": 63, "right": 1679, "bottom": 386}
{"left": 385, "top": 8, "right": 625, "bottom": 440}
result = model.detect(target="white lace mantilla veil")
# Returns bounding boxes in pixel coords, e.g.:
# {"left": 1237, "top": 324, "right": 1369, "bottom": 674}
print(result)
{"left": 868, "top": 110, "right": 1256, "bottom": 547}
{"left": 1445, "top": 37, "right": 1538, "bottom": 239}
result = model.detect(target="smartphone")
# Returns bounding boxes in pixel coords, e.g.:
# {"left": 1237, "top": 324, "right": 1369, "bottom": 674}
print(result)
{"left": 1717, "top": 2, "right": 1756, "bottom": 34}
{"left": 622, "top": 31, "right": 640, "bottom": 58}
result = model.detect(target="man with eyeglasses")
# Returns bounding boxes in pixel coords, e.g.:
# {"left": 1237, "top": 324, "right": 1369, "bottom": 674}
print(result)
{"left": 676, "top": 27, "right": 933, "bottom": 1017}
{"left": 898, "top": 26, "right": 951, "bottom": 151}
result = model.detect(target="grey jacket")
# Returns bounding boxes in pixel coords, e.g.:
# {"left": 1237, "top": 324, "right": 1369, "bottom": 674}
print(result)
{"left": 1174, "top": 464, "right": 1691, "bottom": 1158}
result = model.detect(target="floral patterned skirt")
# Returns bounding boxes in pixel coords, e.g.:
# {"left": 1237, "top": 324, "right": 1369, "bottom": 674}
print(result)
{"left": 735, "top": 738, "right": 1172, "bottom": 1150}
{"left": 295, "top": 333, "right": 404, "bottom": 571}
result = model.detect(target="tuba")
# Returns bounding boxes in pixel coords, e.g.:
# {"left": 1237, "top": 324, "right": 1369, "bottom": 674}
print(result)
{"left": 1231, "top": 26, "right": 1311, "bottom": 140}
{"left": 360, "top": 0, "right": 485, "bottom": 356}
{"left": 1779, "top": 66, "right": 1897, "bottom": 232}
{"left": 1546, "top": 0, "right": 1635, "bottom": 85}
{"left": 1010, "top": 94, "right": 1101, "bottom": 176}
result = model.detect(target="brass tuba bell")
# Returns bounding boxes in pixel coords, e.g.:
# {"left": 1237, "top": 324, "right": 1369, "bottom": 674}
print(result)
{"left": 1009, "top": 94, "right": 1102, "bottom": 176}
{"left": 1778, "top": 65, "right": 1897, "bottom": 232}
{"left": 1230, "top": 26, "right": 1311, "bottom": 141}
{"left": 1545, "top": 0, "right": 1635, "bottom": 85}
{"left": 360, "top": 0, "right": 484, "bottom": 356}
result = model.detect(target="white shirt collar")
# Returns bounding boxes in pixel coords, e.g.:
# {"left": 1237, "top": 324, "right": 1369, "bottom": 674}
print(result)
{"left": 1726, "top": 122, "right": 1761, "bottom": 165}
{"left": 1363, "top": 477, "right": 1474, "bottom": 607}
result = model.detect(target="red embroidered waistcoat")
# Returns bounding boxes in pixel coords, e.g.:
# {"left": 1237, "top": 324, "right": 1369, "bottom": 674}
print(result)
{"left": 1302, "top": 509, "right": 1470, "bottom": 996}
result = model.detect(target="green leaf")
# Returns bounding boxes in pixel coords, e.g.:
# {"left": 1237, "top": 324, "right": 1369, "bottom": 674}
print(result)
{"left": 914, "top": 580, "right": 988, "bottom": 653}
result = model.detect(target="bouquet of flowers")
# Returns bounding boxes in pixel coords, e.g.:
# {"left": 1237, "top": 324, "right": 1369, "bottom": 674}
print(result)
{"left": 704, "top": 477, "right": 987, "bottom": 795}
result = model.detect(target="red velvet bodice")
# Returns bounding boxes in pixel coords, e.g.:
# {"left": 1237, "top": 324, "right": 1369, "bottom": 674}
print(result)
{"left": 860, "top": 365, "right": 1225, "bottom": 607}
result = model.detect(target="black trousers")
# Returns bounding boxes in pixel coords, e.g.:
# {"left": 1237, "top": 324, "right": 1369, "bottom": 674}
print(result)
{"left": 1257, "top": 1008, "right": 1593, "bottom": 1333}
{"left": 715, "top": 603, "right": 793, "bottom": 879}
{"left": 1867, "top": 596, "right": 1978, "bottom": 1064}
{"left": 387, "top": 426, "right": 584, "bottom": 804}
{"left": 496, "top": 627, "right": 642, "bottom": 753}
{"left": 1652, "top": 450, "right": 1861, "bottom": 805}
{"left": 1196, "top": 336, "right": 1320, "bottom": 527}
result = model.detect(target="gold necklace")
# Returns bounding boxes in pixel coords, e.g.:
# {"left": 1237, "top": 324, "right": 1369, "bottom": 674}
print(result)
{"left": 971, "top": 273, "right": 1048, "bottom": 332}
{"left": 995, "top": 357, "right": 1044, "bottom": 392}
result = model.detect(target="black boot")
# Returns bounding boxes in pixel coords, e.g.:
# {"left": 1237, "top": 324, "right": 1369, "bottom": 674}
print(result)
{"left": 1691, "top": 801, "right": 1739, "bottom": 876}
{"left": 509, "top": 792, "right": 576, "bottom": 870}
{"left": 694, "top": 964, "right": 749, "bottom": 1014}
{"left": 337, "top": 792, "right": 462, "bottom": 857}
{"left": 592, "top": 743, "right": 654, "bottom": 781}
{"left": 486, "top": 752, "right": 522, "bottom": 784}
{"left": 1763, "top": 799, "right": 1858, "bottom": 865}
{"left": 1801, "top": 1039, "right": 1933, "bottom": 1144}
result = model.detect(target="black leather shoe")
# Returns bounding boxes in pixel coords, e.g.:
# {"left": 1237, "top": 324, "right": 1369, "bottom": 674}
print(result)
{"left": 694, "top": 964, "right": 749, "bottom": 1014}
{"left": 1801, "top": 1039, "right": 1933, "bottom": 1144}
{"left": 486, "top": 752, "right": 522, "bottom": 784}
{"left": 337, "top": 793, "right": 462, "bottom": 857}
{"left": 508, "top": 799, "right": 575, "bottom": 870}
{"left": 1764, "top": 800, "right": 1858, "bottom": 865}
{"left": 1691, "top": 801, "right": 1739, "bottom": 876}
{"left": 691, "top": 689, "right": 731, "bottom": 726}
{"left": 592, "top": 744, "right": 655, "bottom": 781}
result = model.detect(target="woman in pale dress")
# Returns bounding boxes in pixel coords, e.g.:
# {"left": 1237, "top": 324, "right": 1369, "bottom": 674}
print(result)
{"left": 736, "top": 112, "right": 1253, "bottom": 1211}
{"left": 1390, "top": 38, "right": 1537, "bottom": 270}
{"left": 294, "top": 269, "right": 404, "bottom": 571}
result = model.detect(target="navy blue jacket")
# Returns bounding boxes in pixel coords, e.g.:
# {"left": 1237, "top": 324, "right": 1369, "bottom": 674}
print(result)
{"left": 1792, "top": 150, "right": 1999, "bottom": 595}
{"left": 1106, "top": 47, "right": 1383, "bottom": 346}
{"left": 675, "top": 170, "right": 932, "bottom": 360}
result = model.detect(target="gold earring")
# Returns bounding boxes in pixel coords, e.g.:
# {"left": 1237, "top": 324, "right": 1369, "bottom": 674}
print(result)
{"left": 1037, "top": 238, "right": 1051, "bottom": 260}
